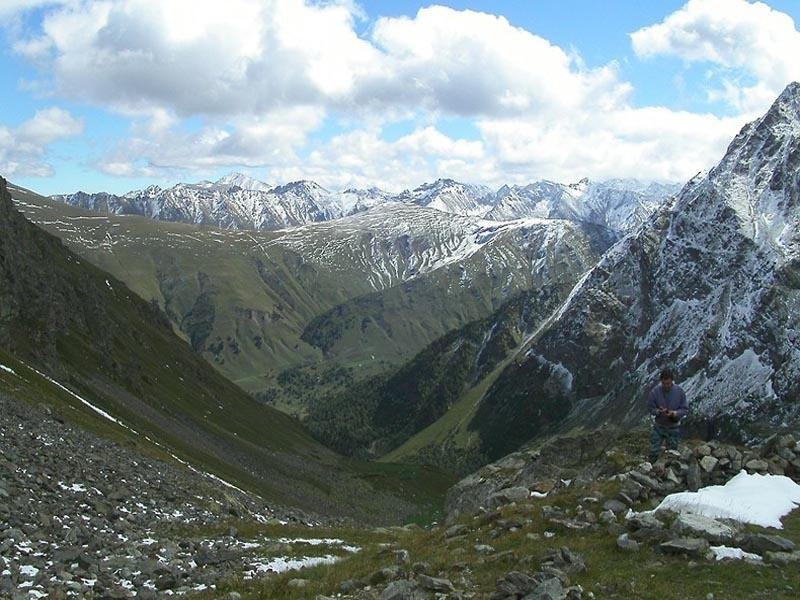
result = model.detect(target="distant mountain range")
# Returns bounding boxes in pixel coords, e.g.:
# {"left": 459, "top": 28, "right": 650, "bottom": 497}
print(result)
{"left": 53, "top": 175, "right": 680, "bottom": 239}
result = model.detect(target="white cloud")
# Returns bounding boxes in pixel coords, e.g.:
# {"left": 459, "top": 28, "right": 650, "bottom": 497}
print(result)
{"left": 478, "top": 106, "right": 743, "bottom": 184}
{"left": 360, "top": 6, "right": 633, "bottom": 118}
{"left": 631, "top": 0, "right": 800, "bottom": 113}
{"left": 271, "top": 126, "right": 491, "bottom": 192}
{"left": 5, "top": 0, "right": 797, "bottom": 190}
{"left": 96, "top": 106, "right": 324, "bottom": 177}
{"left": 0, "top": 107, "right": 84, "bottom": 176}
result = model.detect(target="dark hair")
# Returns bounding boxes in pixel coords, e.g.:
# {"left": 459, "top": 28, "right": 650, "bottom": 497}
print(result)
{"left": 659, "top": 368, "right": 675, "bottom": 381}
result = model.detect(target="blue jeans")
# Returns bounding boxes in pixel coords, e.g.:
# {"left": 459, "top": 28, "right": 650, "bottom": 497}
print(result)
{"left": 649, "top": 424, "right": 680, "bottom": 462}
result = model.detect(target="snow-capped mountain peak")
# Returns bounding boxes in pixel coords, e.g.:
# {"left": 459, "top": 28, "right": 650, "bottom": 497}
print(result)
{"left": 215, "top": 172, "right": 273, "bottom": 192}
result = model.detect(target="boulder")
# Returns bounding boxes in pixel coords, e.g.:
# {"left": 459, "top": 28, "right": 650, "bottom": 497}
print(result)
{"left": 671, "top": 513, "right": 737, "bottom": 544}
{"left": 737, "top": 533, "right": 796, "bottom": 554}
{"left": 487, "top": 486, "right": 531, "bottom": 509}
{"left": 658, "top": 538, "right": 710, "bottom": 559}
{"left": 416, "top": 574, "right": 455, "bottom": 592}
{"left": 380, "top": 580, "right": 423, "bottom": 600}
{"left": 699, "top": 455, "right": 718, "bottom": 473}
{"left": 616, "top": 533, "right": 640, "bottom": 552}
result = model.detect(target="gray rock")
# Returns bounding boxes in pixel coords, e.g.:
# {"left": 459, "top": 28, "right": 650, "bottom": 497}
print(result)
{"left": 616, "top": 533, "right": 640, "bottom": 552}
{"left": 628, "top": 470, "right": 662, "bottom": 490}
{"left": 339, "top": 579, "right": 363, "bottom": 593}
{"left": 745, "top": 459, "right": 769, "bottom": 472}
{"left": 444, "top": 524, "right": 468, "bottom": 539}
{"left": 699, "top": 455, "right": 718, "bottom": 473}
{"left": 541, "top": 547, "right": 586, "bottom": 575}
{"left": 598, "top": 509, "right": 617, "bottom": 524}
{"left": 528, "top": 575, "right": 566, "bottom": 600}
{"left": 686, "top": 460, "right": 702, "bottom": 491}
{"left": 671, "top": 513, "right": 737, "bottom": 544}
{"left": 763, "top": 550, "right": 800, "bottom": 566}
{"left": 602, "top": 499, "right": 627, "bottom": 514}
{"left": 494, "top": 571, "right": 539, "bottom": 597}
{"left": 380, "top": 579, "right": 423, "bottom": 600}
{"left": 488, "top": 486, "right": 531, "bottom": 509}
{"left": 737, "top": 533, "right": 796, "bottom": 554}
{"left": 370, "top": 566, "right": 403, "bottom": 584}
{"left": 658, "top": 538, "right": 710, "bottom": 558}
{"left": 475, "top": 544, "right": 496, "bottom": 554}
{"left": 416, "top": 574, "right": 455, "bottom": 592}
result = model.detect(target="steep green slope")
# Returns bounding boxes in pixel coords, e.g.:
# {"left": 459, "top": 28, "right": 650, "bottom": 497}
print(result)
{"left": 0, "top": 177, "right": 425, "bottom": 523}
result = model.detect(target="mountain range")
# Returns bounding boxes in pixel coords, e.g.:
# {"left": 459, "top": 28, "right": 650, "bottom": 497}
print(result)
{"left": 52, "top": 174, "right": 679, "bottom": 239}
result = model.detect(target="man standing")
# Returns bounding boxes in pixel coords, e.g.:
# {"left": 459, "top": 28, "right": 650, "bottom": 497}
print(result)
{"left": 647, "top": 368, "right": 689, "bottom": 463}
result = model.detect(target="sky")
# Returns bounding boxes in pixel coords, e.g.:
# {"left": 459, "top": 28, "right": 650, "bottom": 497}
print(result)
{"left": 1, "top": 0, "right": 800, "bottom": 195}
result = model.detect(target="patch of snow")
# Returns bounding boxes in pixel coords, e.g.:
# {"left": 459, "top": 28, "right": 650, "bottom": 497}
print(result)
{"left": 655, "top": 471, "right": 800, "bottom": 528}
{"left": 710, "top": 546, "right": 763, "bottom": 562}
{"left": 0, "top": 364, "right": 16, "bottom": 375}
{"left": 245, "top": 554, "right": 341, "bottom": 577}
{"left": 58, "top": 482, "right": 88, "bottom": 493}
{"left": 19, "top": 565, "right": 39, "bottom": 577}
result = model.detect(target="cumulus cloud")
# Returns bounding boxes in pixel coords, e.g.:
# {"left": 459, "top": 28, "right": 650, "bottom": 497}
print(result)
{"left": 5, "top": 0, "right": 798, "bottom": 189}
{"left": 631, "top": 0, "right": 800, "bottom": 113}
{"left": 96, "top": 106, "right": 324, "bottom": 177}
{"left": 276, "top": 126, "right": 490, "bottom": 192}
{"left": 478, "top": 107, "right": 743, "bottom": 184}
{"left": 0, "top": 107, "right": 84, "bottom": 176}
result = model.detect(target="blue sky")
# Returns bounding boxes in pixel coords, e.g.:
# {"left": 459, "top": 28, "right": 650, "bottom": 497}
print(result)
{"left": 1, "top": 0, "right": 799, "bottom": 195}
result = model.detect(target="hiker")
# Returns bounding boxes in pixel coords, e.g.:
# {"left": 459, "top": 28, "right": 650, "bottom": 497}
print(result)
{"left": 647, "top": 368, "right": 688, "bottom": 463}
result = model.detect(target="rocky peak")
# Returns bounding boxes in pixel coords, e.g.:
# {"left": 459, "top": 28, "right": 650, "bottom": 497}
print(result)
{"left": 215, "top": 171, "right": 272, "bottom": 192}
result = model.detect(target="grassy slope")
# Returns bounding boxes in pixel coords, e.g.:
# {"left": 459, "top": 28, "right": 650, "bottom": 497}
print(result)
{"left": 0, "top": 178, "right": 442, "bottom": 524}
{"left": 11, "top": 188, "right": 597, "bottom": 420}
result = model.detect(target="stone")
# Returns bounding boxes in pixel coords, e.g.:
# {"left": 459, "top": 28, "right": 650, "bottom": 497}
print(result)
{"left": 763, "top": 551, "right": 800, "bottom": 566}
{"left": 394, "top": 549, "right": 410, "bottom": 564}
{"left": 416, "top": 574, "right": 455, "bottom": 592}
{"left": 603, "top": 499, "right": 628, "bottom": 513}
{"left": 628, "top": 470, "right": 661, "bottom": 490}
{"left": 487, "top": 486, "right": 531, "bottom": 509}
{"left": 696, "top": 445, "right": 712, "bottom": 457}
{"left": 616, "top": 533, "right": 640, "bottom": 552}
{"left": 699, "top": 455, "right": 718, "bottom": 473}
{"left": 671, "top": 513, "right": 736, "bottom": 544}
{"left": 380, "top": 579, "right": 422, "bottom": 600}
{"left": 745, "top": 459, "right": 769, "bottom": 472}
{"left": 598, "top": 509, "right": 617, "bottom": 524}
{"left": 475, "top": 544, "right": 495, "bottom": 554}
{"left": 444, "top": 524, "right": 468, "bottom": 539}
{"left": 658, "top": 538, "right": 710, "bottom": 558}
{"left": 686, "top": 459, "right": 703, "bottom": 492}
{"left": 288, "top": 579, "right": 309, "bottom": 588}
{"left": 542, "top": 547, "right": 586, "bottom": 575}
{"left": 530, "top": 577, "right": 566, "bottom": 600}
{"left": 737, "top": 533, "right": 796, "bottom": 554}
{"left": 495, "top": 571, "right": 538, "bottom": 597}
{"left": 370, "top": 566, "right": 403, "bottom": 584}
{"left": 620, "top": 477, "right": 646, "bottom": 501}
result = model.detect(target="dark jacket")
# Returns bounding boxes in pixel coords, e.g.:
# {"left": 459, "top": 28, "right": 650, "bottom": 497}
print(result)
{"left": 648, "top": 383, "right": 689, "bottom": 427}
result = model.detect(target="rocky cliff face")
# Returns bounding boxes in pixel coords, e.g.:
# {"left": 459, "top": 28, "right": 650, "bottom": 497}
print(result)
{"left": 470, "top": 83, "right": 800, "bottom": 459}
